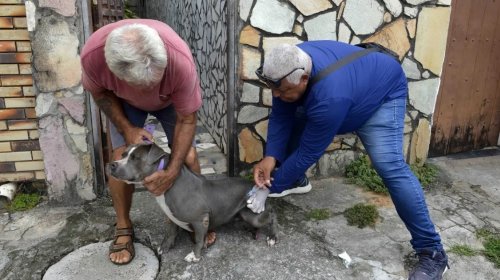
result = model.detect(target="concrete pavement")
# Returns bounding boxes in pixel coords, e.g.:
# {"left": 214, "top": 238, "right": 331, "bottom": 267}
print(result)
{"left": 1, "top": 142, "right": 499, "bottom": 279}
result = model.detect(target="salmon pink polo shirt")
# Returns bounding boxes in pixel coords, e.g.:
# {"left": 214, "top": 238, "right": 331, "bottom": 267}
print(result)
{"left": 81, "top": 19, "right": 202, "bottom": 114}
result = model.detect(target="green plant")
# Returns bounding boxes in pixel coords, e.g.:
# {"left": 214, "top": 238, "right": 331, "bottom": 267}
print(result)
{"left": 124, "top": 8, "right": 137, "bottom": 19}
{"left": 483, "top": 237, "right": 500, "bottom": 268}
{"left": 306, "top": 208, "right": 331, "bottom": 221}
{"left": 476, "top": 228, "right": 494, "bottom": 239}
{"left": 345, "top": 155, "right": 439, "bottom": 193}
{"left": 242, "top": 173, "right": 254, "bottom": 182}
{"left": 7, "top": 193, "right": 41, "bottom": 211}
{"left": 474, "top": 228, "right": 500, "bottom": 268}
{"left": 345, "top": 155, "right": 387, "bottom": 194}
{"left": 124, "top": 1, "right": 138, "bottom": 19}
{"left": 476, "top": 228, "right": 500, "bottom": 268}
{"left": 410, "top": 162, "right": 438, "bottom": 188}
{"left": 449, "top": 244, "right": 477, "bottom": 256}
{"left": 344, "top": 203, "right": 379, "bottom": 228}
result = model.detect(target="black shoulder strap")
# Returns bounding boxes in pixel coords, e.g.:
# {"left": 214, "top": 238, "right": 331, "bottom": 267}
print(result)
{"left": 309, "top": 47, "right": 379, "bottom": 86}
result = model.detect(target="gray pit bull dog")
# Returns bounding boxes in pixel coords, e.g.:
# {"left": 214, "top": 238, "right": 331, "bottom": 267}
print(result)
{"left": 106, "top": 142, "right": 278, "bottom": 262}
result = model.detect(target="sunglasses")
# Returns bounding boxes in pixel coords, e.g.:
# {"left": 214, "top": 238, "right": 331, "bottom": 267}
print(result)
{"left": 255, "top": 66, "right": 304, "bottom": 88}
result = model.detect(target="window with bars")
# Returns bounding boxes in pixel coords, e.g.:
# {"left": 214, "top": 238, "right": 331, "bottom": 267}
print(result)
{"left": 91, "top": 0, "right": 125, "bottom": 31}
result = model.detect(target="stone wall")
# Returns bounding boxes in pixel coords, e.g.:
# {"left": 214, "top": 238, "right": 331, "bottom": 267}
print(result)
{"left": 25, "top": 0, "right": 95, "bottom": 203}
{"left": 236, "top": 0, "right": 452, "bottom": 176}
{"left": 144, "top": 0, "right": 229, "bottom": 153}
{"left": 0, "top": 0, "right": 43, "bottom": 182}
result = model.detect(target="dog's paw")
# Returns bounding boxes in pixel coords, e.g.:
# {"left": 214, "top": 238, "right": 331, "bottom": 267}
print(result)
{"left": 267, "top": 236, "right": 277, "bottom": 247}
{"left": 184, "top": 251, "right": 201, "bottom": 263}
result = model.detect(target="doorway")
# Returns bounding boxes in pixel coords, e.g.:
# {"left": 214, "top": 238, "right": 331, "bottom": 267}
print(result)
{"left": 430, "top": 0, "right": 500, "bottom": 156}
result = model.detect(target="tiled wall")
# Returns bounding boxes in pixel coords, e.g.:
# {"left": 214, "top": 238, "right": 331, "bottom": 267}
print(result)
{"left": 0, "top": 0, "right": 44, "bottom": 182}
{"left": 144, "top": 0, "right": 229, "bottom": 153}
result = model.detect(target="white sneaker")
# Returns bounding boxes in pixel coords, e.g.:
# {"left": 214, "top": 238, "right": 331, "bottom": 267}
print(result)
{"left": 268, "top": 177, "right": 312, "bottom": 198}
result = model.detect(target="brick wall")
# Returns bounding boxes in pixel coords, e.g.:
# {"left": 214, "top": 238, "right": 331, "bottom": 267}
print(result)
{"left": 0, "top": 0, "right": 44, "bottom": 182}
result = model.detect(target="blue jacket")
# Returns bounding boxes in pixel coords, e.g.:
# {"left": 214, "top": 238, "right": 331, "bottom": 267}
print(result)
{"left": 266, "top": 41, "right": 408, "bottom": 193}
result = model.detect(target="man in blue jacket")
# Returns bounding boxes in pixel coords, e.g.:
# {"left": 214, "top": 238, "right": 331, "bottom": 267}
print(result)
{"left": 247, "top": 41, "right": 448, "bottom": 280}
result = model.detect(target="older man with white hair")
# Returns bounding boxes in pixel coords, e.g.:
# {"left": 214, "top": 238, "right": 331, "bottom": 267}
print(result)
{"left": 247, "top": 41, "right": 448, "bottom": 280}
{"left": 81, "top": 19, "right": 216, "bottom": 265}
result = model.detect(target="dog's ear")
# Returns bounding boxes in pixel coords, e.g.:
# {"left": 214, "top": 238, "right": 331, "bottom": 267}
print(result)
{"left": 146, "top": 143, "right": 168, "bottom": 165}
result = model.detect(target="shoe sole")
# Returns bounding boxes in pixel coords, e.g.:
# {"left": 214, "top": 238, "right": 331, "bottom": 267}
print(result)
{"left": 409, "top": 263, "right": 449, "bottom": 280}
{"left": 268, "top": 183, "right": 312, "bottom": 198}
{"left": 442, "top": 265, "right": 449, "bottom": 277}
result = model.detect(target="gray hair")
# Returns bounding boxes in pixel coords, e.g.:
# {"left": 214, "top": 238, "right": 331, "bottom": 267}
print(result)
{"left": 263, "top": 44, "right": 312, "bottom": 85}
{"left": 104, "top": 23, "right": 167, "bottom": 87}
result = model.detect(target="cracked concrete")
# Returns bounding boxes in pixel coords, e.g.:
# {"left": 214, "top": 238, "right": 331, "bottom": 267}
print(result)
{"left": 0, "top": 144, "right": 499, "bottom": 279}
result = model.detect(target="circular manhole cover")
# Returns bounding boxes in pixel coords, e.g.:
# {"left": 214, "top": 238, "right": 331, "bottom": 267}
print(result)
{"left": 43, "top": 242, "right": 158, "bottom": 280}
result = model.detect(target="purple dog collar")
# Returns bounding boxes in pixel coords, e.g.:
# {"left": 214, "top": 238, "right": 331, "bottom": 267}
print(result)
{"left": 143, "top": 123, "right": 156, "bottom": 144}
{"left": 157, "top": 158, "right": 166, "bottom": 171}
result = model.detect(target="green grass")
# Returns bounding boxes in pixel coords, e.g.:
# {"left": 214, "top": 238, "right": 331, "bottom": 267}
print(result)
{"left": 7, "top": 193, "right": 41, "bottom": 211}
{"left": 475, "top": 228, "right": 500, "bottom": 268}
{"left": 442, "top": 230, "right": 500, "bottom": 268}
{"left": 476, "top": 228, "right": 495, "bottom": 239}
{"left": 345, "top": 155, "right": 386, "bottom": 193}
{"left": 345, "top": 155, "right": 439, "bottom": 194}
{"left": 483, "top": 237, "right": 500, "bottom": 268}
{"left": 306, "top": 208, "right": 331, "bottom": 221}
{"left": 445, "top": 232, "right": 500, "bottom": 268}
{"left": 344, "top": 203, "right": 379, "bottom": 228}
{"left": 410, "top": 161, "right": 438, "bottom": 187}
{"left": 449, "top": 244, "right": 477, "bottom": 256}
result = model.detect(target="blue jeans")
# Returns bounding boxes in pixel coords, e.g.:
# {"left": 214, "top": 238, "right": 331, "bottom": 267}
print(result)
{"left": 289, "top": 97, "right": 443, "bottom": 252}
{"left": 356, "top": 97, "right": 442, "bottom": 252}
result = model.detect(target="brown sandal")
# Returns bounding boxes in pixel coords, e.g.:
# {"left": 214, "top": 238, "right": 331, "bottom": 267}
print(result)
{"left": 109, "top": 227, "right": 135, "bottom": 265}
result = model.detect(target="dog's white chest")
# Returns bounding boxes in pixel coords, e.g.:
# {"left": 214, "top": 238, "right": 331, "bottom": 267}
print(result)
{"left": 155, "top": 196, "right": 192, "bottom": 232}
